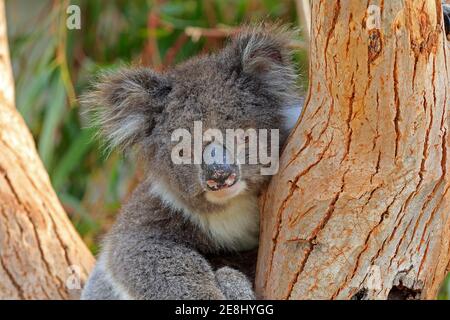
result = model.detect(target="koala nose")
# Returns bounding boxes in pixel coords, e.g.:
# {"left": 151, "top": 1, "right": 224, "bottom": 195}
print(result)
{"left": 202, "top": 142, "right": 239, "bottom": 191}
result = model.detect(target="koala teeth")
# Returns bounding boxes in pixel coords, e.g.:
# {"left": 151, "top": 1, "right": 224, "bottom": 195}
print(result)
{"left": 206, "top": 173, "right": 237, "bottom": 191}
{"left": 225, "top": 173, "right": 236, "bottom": 186}
{"left": 206, "top": 180, "right": 219, "bottom": 189}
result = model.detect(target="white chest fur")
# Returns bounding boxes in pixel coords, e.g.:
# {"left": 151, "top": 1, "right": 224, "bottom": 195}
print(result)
{"left": 195, "top": 193, "right": 259, "bottom": 251}
{"left": 149, "top": 181, "right": 260, "bottom": 251}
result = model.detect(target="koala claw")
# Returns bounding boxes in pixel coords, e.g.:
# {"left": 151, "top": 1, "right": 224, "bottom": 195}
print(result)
{"left": 215, "top": 267, "right": 255, "bottom": 300}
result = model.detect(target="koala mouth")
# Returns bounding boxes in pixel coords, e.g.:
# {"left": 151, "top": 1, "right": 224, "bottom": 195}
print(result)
{"left": 206, "top": 172, "right": 237, "bottom": 191}
{"left": 201, "top": 141, "right": 244, "bottom": 203}
{"left": 204, "top": 180, "right": 247, "bottom": 204}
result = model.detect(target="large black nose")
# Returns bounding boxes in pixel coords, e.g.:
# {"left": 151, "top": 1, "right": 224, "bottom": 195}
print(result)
{"left": 202, "top": 142, "right": 239, "bottom": 191}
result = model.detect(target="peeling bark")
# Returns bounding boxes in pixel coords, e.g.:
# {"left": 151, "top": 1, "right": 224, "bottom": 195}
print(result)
{"left": 0, "top": 0, "right": 94, "bottom": 299}
{"left": 256, "top": 0, "right": 450, "bottom": 299}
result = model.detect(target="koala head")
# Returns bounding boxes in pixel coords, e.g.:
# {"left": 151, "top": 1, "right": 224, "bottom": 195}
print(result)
{"left": 84, "top": 25, "right": 301, "bottom": 214}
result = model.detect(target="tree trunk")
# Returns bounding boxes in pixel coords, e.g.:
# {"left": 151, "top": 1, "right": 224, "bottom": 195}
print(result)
{"left": 0, "top": 0, "right": 94, "bottom": 299}
{"left": 256, "top": 0, "right": 450, "bottom": 300}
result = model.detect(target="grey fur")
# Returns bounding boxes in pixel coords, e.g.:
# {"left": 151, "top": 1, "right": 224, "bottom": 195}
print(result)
{"left": 81, "top": 24, "right": 301, "bottom": 300}
{"left": 444, "top": 2, "right": 450, "bottom": 38}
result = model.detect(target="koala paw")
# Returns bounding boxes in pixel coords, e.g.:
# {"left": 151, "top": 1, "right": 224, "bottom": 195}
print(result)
{"left": 215, "top": 267, "right": 255, "bottom": 300}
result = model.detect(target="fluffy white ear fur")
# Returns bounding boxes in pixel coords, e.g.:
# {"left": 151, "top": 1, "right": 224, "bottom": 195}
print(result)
{"left": 82, "top": 68, "right": 171, "bottom": 153}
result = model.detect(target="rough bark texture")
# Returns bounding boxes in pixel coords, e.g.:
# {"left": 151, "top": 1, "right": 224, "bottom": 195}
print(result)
{"left": 0, "top": 0, "right": 94, "bottom": 299}
{"left": 256, "top": 0, "right": 450, "bottom": 299}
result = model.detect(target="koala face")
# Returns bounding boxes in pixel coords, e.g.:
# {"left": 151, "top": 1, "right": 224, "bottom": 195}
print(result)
{"left": 84, "top": 25, "right": 300, "bottom": 213}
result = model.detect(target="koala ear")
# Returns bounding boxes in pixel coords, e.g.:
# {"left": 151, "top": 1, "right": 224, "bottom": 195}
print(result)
{"left": 231, "top": 24, "right": 298, "bottom": 103}
{"left": 82, "top": 68, "right": 171, "bottom": 151}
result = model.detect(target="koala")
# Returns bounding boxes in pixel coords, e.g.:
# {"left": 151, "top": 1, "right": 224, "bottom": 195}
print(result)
{"left": 445, "top": 3, "right": 450, "bottom": 40}
{"left": 81, "top": 24, "right": 301, "bottom": 300}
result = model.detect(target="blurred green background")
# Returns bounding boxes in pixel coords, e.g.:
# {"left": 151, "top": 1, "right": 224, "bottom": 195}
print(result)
{"left": 4, "top": 0, "right": 448, "bottom": 298}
